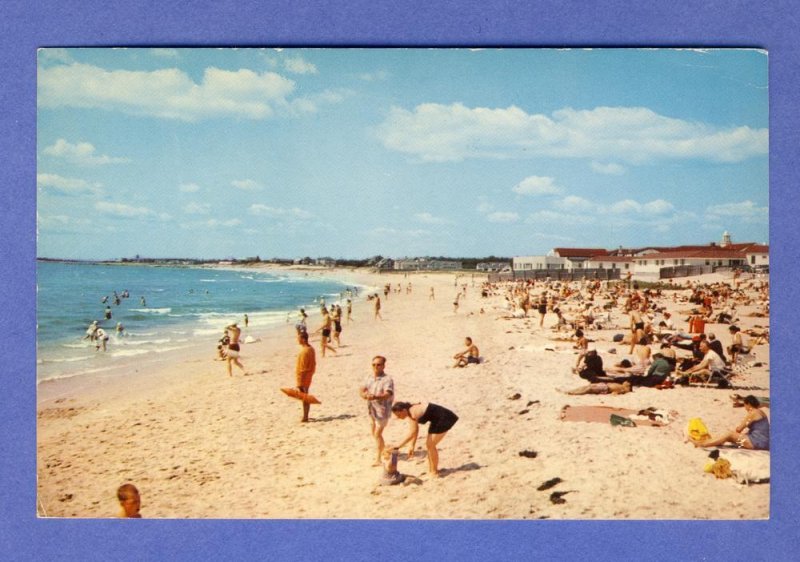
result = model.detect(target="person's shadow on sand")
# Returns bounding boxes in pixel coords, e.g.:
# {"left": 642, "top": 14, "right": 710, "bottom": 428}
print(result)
{"left": 308, "top": 414, "right": 357, "bottom": 423}
{"left": 438, "top": 462, "right": 482, "bottom": 477}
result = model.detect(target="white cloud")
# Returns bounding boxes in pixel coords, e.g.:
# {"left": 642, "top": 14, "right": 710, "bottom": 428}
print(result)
{"left": 231, "top": 179, "right": 262, "bottom": 191}
{"left": 487, "top": 211, "right": 519, "bottom": 223}
{"left": 554, "top": 195, "right": 594, "bottom": 212}
{"left": 643, "top": 199, "right": 675, "bottom": 215}
{"left": 591, "top": 161, "right": 626, "bottom": 175}
{"left": 37, "top": 213, "right": 93, "bottom": 233}
{"left": 249, "top": 204, "right": 313, "bottom": 219}
{"left": 359, "top": 70, "right": 390, "bottom": 81}
{"left": 288, "top": 88, "right": 353, "bottom": 115}
{"left": 608, "top": 199, "right": 642, "bottom": 214}
{"left": 179, "top": 218, "right": 241, "bottom": 229}
{"left": 527, "top": 210, "right": 595, "bottom": 225}
{"left": 414, "top": 212, "right": 451, "bottom": 225}
{"left": 179, "top": 182, "right": 201, "bottom": 193}
{"left": 369, "top": 227, "right": 430, "bottom": 237}
{"left": 95, "top": 201, "right": 156, "bottom": 218}
{"left": 42, "top": 139, "right": 129, "bottom": 166}
{"left": 150, "top": 48, "right": 179, "bottom": 58}
{"left": 603, "top": 198, "right": 674, "bottom": 216}
{"left": 37, "top": 173, "right": 102, "bottom": 195}
{"left": 183, "top": 202, "right": 211, "bottom": 215}
{"left": 706, "top": 200, "right": 768, "bottom": 223}
{"left": 204, "top": 218, "right": 241, "bottom": 228}
{"left": 284, "top": 56, "right": 318, "bottom": 75}
{"left": 512, "top": 175, "right": 563, "bottom": 196}
{"left": 38, "top": 63, "right": 297, "bottom": 121}
{"left": 378, "top": 103, "right": 767, "bottom": 163}
{"left": 530, "top": 231, "right": 575, "bottom": 242}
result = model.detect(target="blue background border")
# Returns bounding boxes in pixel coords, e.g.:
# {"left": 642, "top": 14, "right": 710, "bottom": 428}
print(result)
{"left": 3, "top": 1, "right": 798, "bottom": 560}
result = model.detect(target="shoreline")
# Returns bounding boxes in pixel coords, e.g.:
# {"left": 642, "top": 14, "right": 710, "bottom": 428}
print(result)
{"left": 35, "top": 263, "right": 377, "bottom": 393}
{"left": 37, "top": 266, "right": 769, "bottom": 519}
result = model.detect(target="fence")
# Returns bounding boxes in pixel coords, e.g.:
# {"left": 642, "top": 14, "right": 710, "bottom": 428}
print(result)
{"left": 488, "top": 268, "right": 622, "bottom": 283}
{"left": 658, "top": 265, "right": 709, "bottom": 279}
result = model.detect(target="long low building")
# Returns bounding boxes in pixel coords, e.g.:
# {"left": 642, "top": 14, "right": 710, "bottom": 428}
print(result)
{"left": 513, "top": 232, "right": 768, "bottom": 279}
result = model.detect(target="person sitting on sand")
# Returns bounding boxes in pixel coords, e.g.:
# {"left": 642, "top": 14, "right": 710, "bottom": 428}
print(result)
{"left": 677, "top": 340, "right": 725, "bottom": 383}
{"left": 453, "top": 337, "right": 480, "bottom": 368}
{"left": 694, "top": 395, "right": 769, "bottom": 450}
{"left": 578, "top": 349, "right": 607, "bottom": 383}
{"left": 573, "top": 329, "right": 589, "bottom": 371}
{"left": 390, "top": 401, "right": 458, "bottom": 478}
{"left": 727, "top": 325, "right": 750, "bottom": 365}
{"left": 117, "top": 483, "right": 141, "bottom": 518}
{"left": 707, "top": 332, "right": 727, "bottom": 365}
{"left": 563, "top": 381, "right": 632, "bottom": 395}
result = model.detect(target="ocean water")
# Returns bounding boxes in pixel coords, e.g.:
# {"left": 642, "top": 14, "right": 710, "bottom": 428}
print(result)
{"left": 36, "top": 261, "right": 362, "bottom": 383}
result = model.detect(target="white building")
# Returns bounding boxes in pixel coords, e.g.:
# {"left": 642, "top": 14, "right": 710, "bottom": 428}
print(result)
{"left": 512, "top": 233, "right": 767, "bottom": 279}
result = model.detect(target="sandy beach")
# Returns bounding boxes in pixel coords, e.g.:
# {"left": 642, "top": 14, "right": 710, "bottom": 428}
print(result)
{"left": 36, "top": 266, "right": 770, "bottom": 519}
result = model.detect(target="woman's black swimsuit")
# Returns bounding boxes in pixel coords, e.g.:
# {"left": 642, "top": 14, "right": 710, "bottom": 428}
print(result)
{"left": 417, "top": 403, "right": 458, "bottom": 434}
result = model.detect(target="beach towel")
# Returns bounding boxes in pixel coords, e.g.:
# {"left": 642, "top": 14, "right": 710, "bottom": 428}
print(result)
{"left": 560, "top": 405, "right": 667, "bottom": 427}
{"left": 718, "top": 449, "right": 770, "bottom": 484}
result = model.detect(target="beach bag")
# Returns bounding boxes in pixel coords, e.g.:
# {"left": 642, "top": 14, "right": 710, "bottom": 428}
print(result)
{"left": 687, "top": 418, "right": 710, "bottom": 442}
{"left": 613, "top": 334, "right": 624, "bottom": 342}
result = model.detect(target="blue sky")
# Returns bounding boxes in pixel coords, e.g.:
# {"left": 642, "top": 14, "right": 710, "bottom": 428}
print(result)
{"left": 36, "top": 48, "right": 768, "bottom": 260}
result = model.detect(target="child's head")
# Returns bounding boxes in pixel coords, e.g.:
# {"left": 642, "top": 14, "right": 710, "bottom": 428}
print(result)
{"left": 117, "top": 483, "right": 141, "bottom": 518}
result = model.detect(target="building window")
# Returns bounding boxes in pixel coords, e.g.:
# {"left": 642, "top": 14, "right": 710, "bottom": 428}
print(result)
{"left": 625, "top": 264, "right": 629, "bottom": 270}
{"left": 680, "top": 259, "right": 685, "bottom": 265}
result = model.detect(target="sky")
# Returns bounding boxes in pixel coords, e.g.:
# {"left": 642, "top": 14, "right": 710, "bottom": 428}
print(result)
{"left": 36, "top": 48, "right": 768, "bottom": 260}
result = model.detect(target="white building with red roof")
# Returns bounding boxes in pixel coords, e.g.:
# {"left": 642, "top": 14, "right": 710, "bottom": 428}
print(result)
{"left": 512, "top": 232, "right": 767, "bottom": 278}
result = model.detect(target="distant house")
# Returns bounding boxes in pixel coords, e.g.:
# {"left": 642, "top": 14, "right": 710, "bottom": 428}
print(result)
{"left": 315, "top": 257, "right": 337, "bottom": 267}
{"left": 375, "top": 258, "right": 395, "bottom": 270}
{"left": 393, "top": 258, "right": 421, "bottom": 271}
{"left": 476, "top": 261, "right": 510, "bottom": 272}
{"left": 393, "top": 258, "right": 462, "bottom": 271}
{"left": 428, "top": 259, "right": 462, "bottom": 270}
{"left": 293, "top": 257, "right": 313, "bottom": 265}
